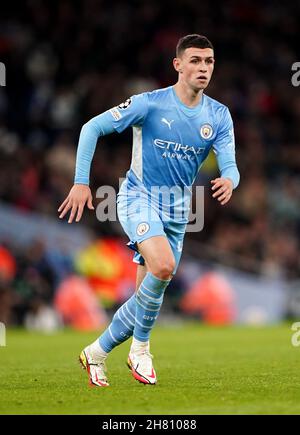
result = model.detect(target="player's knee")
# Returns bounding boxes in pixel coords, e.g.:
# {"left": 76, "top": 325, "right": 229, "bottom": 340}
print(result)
{"left": 151, "top": 257, "right": 176, "bottom": 280}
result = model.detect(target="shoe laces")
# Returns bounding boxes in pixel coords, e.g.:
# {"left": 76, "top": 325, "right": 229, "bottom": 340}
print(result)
{"left": 93, "top": 361, "right": 107, "bottom": 382}
{"left": 97, "top": 360, "right": 107, "bottom": 373}
{"left": 134, "top": 348, "right": 153, "bottom": 372}
{"left": 90, "top": 356, "right": 107, "bottom": 376}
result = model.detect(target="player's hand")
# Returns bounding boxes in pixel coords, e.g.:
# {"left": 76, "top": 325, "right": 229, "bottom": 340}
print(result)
{"left": 58, "top": 184, "right": 94, "bottom": 223}
{"left": 211, "top": 177, "right": 233, "bottom": 205}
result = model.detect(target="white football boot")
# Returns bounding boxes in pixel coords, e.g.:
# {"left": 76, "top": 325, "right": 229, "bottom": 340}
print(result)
{"left": 79, "top": 346, "right": 109, "bottom": 387}
{"left": 127, "top": 343, "right": 157, "bottom": 385}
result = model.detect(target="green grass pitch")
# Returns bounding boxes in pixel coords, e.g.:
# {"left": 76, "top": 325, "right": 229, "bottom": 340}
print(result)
{"left": 0, "top": 323, "right": 299, "bottom": 414}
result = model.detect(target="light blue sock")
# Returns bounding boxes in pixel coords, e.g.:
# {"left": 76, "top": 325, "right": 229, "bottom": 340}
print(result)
{"left": 99, "top": 294, "right": 136, "bottom": 353}
{"left": 133, "top": 272, "right": 171, "bottom": 342}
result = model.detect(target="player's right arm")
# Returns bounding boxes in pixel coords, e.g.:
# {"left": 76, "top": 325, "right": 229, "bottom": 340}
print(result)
{"left": 58, "top": 183, "right": 94, "bottom": 223}
{"left": 58, "top": 94, "right": 149, "bottom": 223}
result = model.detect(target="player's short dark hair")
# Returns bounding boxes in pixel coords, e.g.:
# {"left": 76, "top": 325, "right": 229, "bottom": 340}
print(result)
{"left": 176, "top": 34, "right": 214, "bottom": 57}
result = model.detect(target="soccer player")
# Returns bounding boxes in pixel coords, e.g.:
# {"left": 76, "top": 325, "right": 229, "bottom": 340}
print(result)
{"left": 58, "top": 34, "right": 240, "bottom": 387}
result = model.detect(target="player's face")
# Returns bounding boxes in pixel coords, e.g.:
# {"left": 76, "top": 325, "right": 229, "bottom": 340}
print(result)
{"left": 174, "top": 47, "right": 215, "bottom": 91}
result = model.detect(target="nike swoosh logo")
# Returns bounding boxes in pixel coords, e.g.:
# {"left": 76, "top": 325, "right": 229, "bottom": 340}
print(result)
{"left": 94, "top": 371, "right": 107, "bottom": 386}
{"left": 148, "top": 368, "right": 156, "bottom": 379}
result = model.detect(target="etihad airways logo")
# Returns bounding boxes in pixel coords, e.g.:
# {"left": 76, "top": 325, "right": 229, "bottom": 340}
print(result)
{"left": 154, "top": 139, "right": 205, "bottom": 160}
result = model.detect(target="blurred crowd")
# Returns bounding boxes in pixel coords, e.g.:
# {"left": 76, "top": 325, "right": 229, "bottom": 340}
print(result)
{"left": 0, "top": 0, "right": 299, "bottom": 325}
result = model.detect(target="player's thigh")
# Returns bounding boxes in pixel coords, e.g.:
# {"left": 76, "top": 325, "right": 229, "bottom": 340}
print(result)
{"left": 137, "top": 235, "right": 176, "bottom": 279}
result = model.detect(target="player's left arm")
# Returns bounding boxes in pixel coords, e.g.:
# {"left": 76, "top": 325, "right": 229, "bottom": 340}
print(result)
{"left": 211, "top": 107, "right": 240, "bottom": 205}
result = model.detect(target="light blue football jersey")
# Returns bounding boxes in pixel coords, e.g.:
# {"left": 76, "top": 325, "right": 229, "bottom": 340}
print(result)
{"left": 107, "top": 86, "right": 238, "bottom": 222}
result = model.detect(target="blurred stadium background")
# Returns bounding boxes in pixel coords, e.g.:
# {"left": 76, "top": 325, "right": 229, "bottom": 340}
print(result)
{"left": 0, "top": 0, "right": 299, "bottom": 334}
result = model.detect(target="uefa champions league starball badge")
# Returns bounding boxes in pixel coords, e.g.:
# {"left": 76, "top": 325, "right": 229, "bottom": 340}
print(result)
{"left": 118, "top": 98, "right": 132, "bottom": 109}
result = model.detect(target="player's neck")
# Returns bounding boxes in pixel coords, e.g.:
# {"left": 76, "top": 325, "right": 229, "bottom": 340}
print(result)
{"left": 173, "top": 82, "right": 203, "bottom": 108}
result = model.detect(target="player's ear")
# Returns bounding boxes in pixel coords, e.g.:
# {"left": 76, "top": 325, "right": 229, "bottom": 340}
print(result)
{"left": 173, "top": 57, "right": 182, "bottom": 73}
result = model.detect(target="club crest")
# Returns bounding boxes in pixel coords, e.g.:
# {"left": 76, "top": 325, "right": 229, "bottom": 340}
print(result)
{"left": 137, "top": 222, "right": 150, "bottom": 236}
{"left": 200, "top": 123, "right": 213, "bottom": 139}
